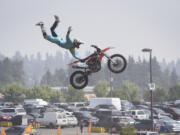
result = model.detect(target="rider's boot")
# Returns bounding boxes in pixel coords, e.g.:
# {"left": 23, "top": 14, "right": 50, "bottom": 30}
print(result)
{"left": 36, "top": 22, "right": 46, "bottom": 35}
{"left": 36, "top": 22, "right": 44, "bottom": 27}
{"left": 54, "top": 15, "right": 60, "bottom": 23}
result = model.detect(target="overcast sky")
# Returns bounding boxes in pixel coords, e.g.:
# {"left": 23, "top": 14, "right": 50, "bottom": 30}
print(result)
{"left": 0, "top": 0, "right": 179, "bottom": 62}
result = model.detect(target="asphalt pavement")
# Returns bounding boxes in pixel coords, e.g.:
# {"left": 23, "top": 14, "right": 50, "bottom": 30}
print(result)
{"left": 37, "top": 127, "right": 118, "bottom": 135}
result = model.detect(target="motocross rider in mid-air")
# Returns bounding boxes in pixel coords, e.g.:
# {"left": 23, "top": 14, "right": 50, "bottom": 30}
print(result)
{"left": 36, "top": 15, "right": 85, "bottom": 61}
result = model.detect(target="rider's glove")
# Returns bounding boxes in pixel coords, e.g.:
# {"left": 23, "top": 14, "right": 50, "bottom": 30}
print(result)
{"left": 68, "top": 26, "right": 72, "bottom": 32}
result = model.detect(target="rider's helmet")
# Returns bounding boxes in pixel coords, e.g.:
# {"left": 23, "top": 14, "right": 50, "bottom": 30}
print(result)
{"left": 73, "top": 39, "right": 84, "bottom": 48}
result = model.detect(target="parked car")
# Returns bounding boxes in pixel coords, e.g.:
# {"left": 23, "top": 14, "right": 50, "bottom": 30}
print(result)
{"left": 53, "top": 103, "right": 68, "bottom": 109}
{"left": 5, "top": 125, "right": 38, "bottom": 135}
{"left": 111, "top": 116, "right": 135, "bottom": 130}
{"left": 129, "top": 110, "right": 147, "bottom": 120}
{"left": 73, "top": 111, "right": 99, "bottom": 126}
{"left": 134, "top": 119, "right": 153, "bottom": 130}
{"left": 96, "top": 116, "right": 112, "bottom": 130}
{"left": 0, "top": 108, "right": 26, "bottom": 116}
{"left": 157, "top": 121, "right": 180, "bottom": 133}
{"left": 136, "top": 131, "right": 159, "bottom": 135}
{"left": 79, "top": 107, "right": 96, "bottom": 112}
{"left": 97, "top": 116, "right": 135, "bottom": 132}
{"left": 162, "top": 107, "right": 180, "bottom": 120}
{"left": 12, "top": 114, "right": 37, "bottom": 126}
{"left": 36, "top": 111, "right": 68, "bottom": 128}
{"left": 66, "top": 115, "right": 78, "bottom": 127}
{"left": 170, "top": 108, "right": 180, "bottom": 120}
{"left": 121, "top": 100, "right": 135, "bottom": 111}
{"left": 158, "top": 116, "right": 174, "bottom": 121}
{"left": 94, "top": 109, "right": 123, "bottom": 119}
{"left": 94, "top": 104, "right": 116, "bottom": 110}
{"left": 0, "top": 114, "right": 12, "bottom": 121}
{"left": 136, "top": 105, "right": 149, "bottom": 110}
{"left": 88, "top": 98, "right": 121, "bottom": 110}
{"left": 153, "top": 108, "right": 172, "bottom": 118}
{"left": 67, "top": 102, "right": 86, "bottom": 112}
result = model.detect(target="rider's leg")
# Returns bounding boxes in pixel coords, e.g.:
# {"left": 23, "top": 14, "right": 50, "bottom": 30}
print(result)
{"left": 36, "top": 22, "right": 59, "bottom": 44}
{"left": 36, "top": 22, "right": 47, "bottom": 36}
{"left": 50, "top": 15, "right": 60, "bottom": 37}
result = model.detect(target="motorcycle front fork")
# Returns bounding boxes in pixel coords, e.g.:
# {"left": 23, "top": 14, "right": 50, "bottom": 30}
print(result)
{"left": 84, "top": 69, "right": 91, "bottom": 76}
{"left": 103, "top": 53, "right": 116, "bottom": 65}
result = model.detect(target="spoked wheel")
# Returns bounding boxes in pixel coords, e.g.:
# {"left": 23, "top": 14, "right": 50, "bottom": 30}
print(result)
{"left": 108, "top": 54, "right": 127, "bottom": 73}
{"left": 70, "top": 71, "right": 88, "bottom": 89}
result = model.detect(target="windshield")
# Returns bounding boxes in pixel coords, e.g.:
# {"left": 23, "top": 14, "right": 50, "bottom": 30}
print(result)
{"left": 138, "top": 111, "right": 145, "bottom": 115}
{"left": 160, "top": 116, "right": 173, "bottom": 121}
{"left": 2, "top": 109, "right": 15, "bottom": 113}
{"left": 83, "top": 113, "right": 92, "bottom": 117}
{"left": 76, "top": 104, "right": 84, "bottom": 107}
{"left": 155, "top": 108, "right": 165, "bottom": 114}
{"left": 120, "top": 118, "right": 128, "bottom": 122}
{"left": 166, "top": 121, "right": 177, "bottom": 125}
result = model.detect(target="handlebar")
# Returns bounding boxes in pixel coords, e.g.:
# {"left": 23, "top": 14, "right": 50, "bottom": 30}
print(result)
{"left": 91, "top": 45, "right": 101, "bottom": 52}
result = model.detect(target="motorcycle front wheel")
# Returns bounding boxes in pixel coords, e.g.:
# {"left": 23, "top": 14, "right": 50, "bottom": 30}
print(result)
{"left": 108, "top": 54, "right": 127, "bottom": 73}
{"left": 70, "top": 71, "right": 88, "bottom": 89}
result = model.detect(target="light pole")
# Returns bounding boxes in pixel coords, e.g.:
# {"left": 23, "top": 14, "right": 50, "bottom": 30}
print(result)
{"left": 109, "top": 71, "right": 113, "bottom": 135}
{"left": 142, "top": 48, "right": 154, "bottom": 131}
{"left": 110, "top": 71, "right": 113, "bottom": 97}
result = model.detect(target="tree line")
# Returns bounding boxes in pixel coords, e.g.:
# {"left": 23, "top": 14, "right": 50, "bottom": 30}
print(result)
{"left": 0, "top": 81, "right": 180, "bottom": 103}
{"left": 0, "top": 51, "right": 179, "bottom": 103}
{"left": 0, "top": 83, "right": 85, "bottom": 103}
{"left": 94, "top": 80, "right": 180, "bottom": 103}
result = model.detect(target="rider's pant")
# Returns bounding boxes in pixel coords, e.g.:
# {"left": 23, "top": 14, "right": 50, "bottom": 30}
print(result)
{"left": 42, "top": 21, "right": 62, "bottom": 45}
{"left": 50, "top": 21, "right": 59, "bottom": 37}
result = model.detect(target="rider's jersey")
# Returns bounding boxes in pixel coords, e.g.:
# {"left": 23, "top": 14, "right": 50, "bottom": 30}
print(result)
{"left": 43, "top": 30, "right": 80, "bottom": 59}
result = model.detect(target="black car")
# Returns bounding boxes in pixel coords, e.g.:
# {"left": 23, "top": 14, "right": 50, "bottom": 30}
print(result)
{"left": 153, "top": 108, "right": 172, "bottom": 118}
{"left": 162, "top": 107, "right": 180, "bottom": 120}
{"left": 73, "top": 111, "right": 99, "bottom": 126}
{"left": 134, "top": 119, "right": 153, "bottom": 130}
{"left": 94, "top": 104, "right": 116, "bottom": 110}
{"left": 97, "top": 116, "right": 135, "bottom": 132}
{"left": 171, "top": 108, "right": 180, "bottom": 120}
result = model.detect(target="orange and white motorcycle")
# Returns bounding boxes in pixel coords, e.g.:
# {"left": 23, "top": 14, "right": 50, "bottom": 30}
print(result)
{"left": 69, "top": 45, "right": 127, "bottom": 89}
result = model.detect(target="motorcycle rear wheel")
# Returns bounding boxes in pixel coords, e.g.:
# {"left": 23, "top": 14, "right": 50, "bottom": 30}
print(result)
{"left": 108, "top": 54, "right": 127, "bottom": 73}
{"left": 70, "top": 71, "right": 88, "bottom": 89}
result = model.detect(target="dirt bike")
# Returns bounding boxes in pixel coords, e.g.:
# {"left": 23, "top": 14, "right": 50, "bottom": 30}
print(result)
{"left": 68, "top": 45, "right": 127, "bottom": 89}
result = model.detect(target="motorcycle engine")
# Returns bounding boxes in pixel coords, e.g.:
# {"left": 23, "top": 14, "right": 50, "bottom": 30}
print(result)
{"left": 86, "top": 55, "right": 101, "bottom": 73}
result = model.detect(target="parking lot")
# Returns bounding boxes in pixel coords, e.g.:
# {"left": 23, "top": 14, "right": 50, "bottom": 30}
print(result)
{"left": 0, "top": 99, "right": 180, "bottom": 134}
{"left": 36, "top": 127, "right": 117, "bottom": 135}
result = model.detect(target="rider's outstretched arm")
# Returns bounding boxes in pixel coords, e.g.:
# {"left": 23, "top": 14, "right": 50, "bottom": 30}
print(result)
{"left": 66, "top": 26, "right": 72, "bottom": 39}
{"left": 69, "top": 48, "right": 81, "bottom": 60}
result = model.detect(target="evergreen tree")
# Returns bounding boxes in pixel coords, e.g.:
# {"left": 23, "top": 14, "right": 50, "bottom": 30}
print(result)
{"left": 170, "top": 68, "right": 178, "bottom": 87}
{"left": 176, "top": 59, "right": 180, "bottom": 76}
{"left": 168, "top": 83, "right": 180, "bottom": 101}
{"left": 40, "top": 69, "right": 53, "bottom": 86}
{"left": 0, "top": 58, "right": 24, "bottom": 86}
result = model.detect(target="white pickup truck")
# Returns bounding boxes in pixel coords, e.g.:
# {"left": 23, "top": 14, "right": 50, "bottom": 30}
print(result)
{"left": 36, "top": 111, "right": 68, "bottom": 128}
{"left": 88, "top": 97, "right": 121, "bottom": 110}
